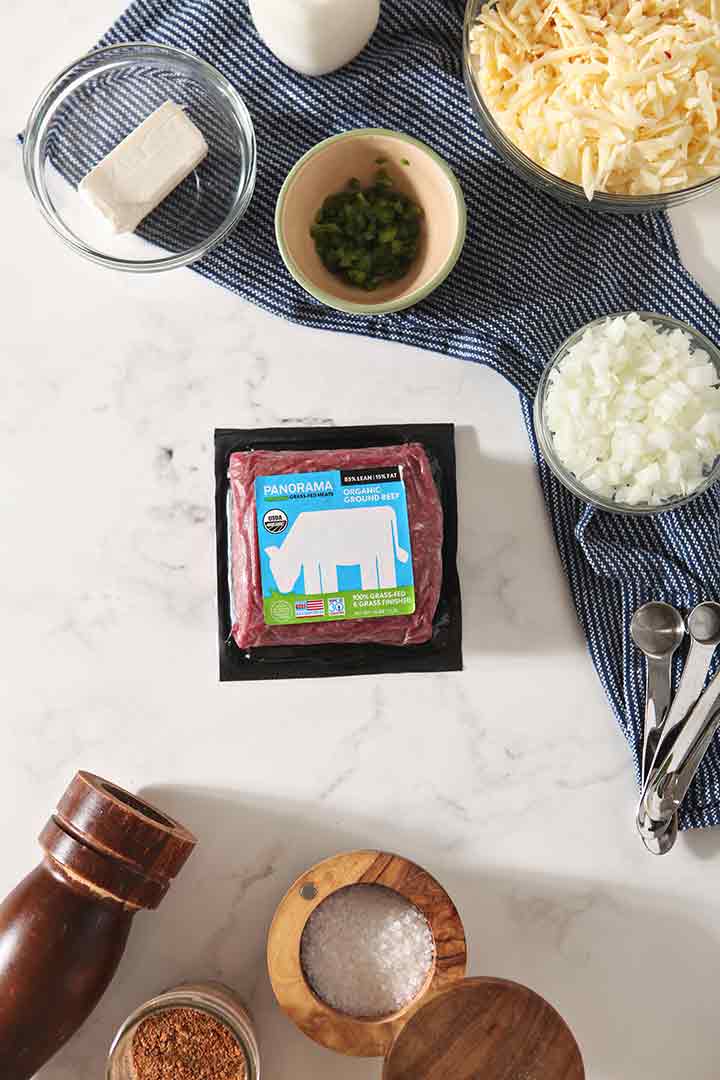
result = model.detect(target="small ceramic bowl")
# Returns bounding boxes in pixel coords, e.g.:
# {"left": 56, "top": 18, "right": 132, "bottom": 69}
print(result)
{"left": 275, "top": 129, "right": 466, "bottom": 315}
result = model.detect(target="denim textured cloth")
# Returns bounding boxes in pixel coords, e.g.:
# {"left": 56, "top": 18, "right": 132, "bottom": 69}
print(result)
{"left": 91, "top": 0, "right": 720, "bottom": 826}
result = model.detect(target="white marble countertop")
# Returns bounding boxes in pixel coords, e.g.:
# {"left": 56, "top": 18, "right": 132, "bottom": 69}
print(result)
{"left": 5, "top": 4, "right": 720, "bottom": 1078}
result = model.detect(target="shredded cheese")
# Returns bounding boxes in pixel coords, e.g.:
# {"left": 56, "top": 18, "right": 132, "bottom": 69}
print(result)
{"left": 469, "top": 0, "right": 720, "bottom": 198}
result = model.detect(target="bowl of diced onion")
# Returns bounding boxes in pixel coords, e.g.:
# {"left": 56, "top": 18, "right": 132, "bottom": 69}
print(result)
{"left": 534, "top": 312, "right": 720, "bottom": 515}
{"left": 463, "top": 0, "right": 720, "bottom": 213}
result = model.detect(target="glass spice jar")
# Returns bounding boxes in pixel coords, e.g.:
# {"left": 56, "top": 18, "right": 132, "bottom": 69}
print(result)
{"left": 106, "top": 982, "right": 260, "bottom": 1080}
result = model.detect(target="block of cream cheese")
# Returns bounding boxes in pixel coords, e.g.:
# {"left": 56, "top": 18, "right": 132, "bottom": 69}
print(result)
{"left": 78, "top": 100, "right": 208, "bottom": 234}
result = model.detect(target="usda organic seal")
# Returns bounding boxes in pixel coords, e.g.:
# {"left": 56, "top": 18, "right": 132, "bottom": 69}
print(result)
{"left": 263, "top": 508, "right": 288, "bottom": 534}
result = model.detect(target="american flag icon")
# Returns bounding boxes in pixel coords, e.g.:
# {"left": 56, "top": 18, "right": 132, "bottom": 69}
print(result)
{"left": 295, "top": 599, "right": 325, "bottom": 618}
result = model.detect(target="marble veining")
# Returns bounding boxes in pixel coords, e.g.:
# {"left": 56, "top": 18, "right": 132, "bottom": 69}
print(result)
{"left": 5, "top": 4, "right": 720, "bottom": 1078}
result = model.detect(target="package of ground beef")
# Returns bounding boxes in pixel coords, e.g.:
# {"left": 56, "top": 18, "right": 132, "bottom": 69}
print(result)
{"left": 215, "top": 424, "right": 461, "bottom": 680}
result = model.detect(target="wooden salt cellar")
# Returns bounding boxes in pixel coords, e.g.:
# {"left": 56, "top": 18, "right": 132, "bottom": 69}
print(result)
{"left": 267, "top": 849, "right": 585, "bottom": 1078}
{"left": 0, "top": 771, "right": 196, "bottom": 1080}
{"left": 267, "top": 849, "right": 468, "bottom": 1057}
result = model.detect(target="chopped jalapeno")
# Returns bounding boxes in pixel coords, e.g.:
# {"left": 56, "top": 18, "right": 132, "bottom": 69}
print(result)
{"left": 311, "top": 170, "right": 423, "bottom": 292}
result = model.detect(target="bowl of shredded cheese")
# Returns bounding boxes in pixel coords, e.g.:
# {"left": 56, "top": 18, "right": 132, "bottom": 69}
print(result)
{"left": 464, "top": 0, "right": 720, "bottom": 212}
{"left": 534, "top": 312, "right": 720, "bottom": 514}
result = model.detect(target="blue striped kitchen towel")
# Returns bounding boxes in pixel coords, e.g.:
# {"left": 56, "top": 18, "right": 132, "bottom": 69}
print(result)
{"left": 86, "top": 0, "right": 720, "bottom": 826}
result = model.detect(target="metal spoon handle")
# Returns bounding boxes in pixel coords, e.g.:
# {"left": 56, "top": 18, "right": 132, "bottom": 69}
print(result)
{"left": 642, "top": 655, "right": 673, "bottom": 786}
{"left": 672, "top": 708, "right": 720, "bottom": 808}
{"left": 645, "top": 666, "right": 720, "bottom": 820}
{"left": 639, "top": 638, "right": 716, "bottom": 801}
{"left": 658, "top": 639, "right": 716, "bottom": 747}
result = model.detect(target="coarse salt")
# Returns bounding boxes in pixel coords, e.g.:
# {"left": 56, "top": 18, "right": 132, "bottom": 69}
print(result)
{"left": 300, "top": 884, "right": 434, "bottom": 1019}
{"left": 544, "top": 312, "right": 720, "bottom": 506}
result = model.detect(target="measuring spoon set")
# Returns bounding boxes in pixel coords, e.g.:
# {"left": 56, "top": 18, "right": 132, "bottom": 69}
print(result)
{"left": 631, "top": 601, "right": 720, "bottom": 855}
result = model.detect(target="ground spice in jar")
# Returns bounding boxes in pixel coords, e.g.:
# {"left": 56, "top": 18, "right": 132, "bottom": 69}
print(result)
{"left": 131, "top": 1007, "right": 248, "bottom": 1080}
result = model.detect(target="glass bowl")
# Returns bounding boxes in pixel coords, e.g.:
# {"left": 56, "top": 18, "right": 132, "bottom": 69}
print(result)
{"left": 107, "top": 982, "right": 260, "bottom": 1079}
{"left": 23, "top": 43, "right": 256, "bottom": 272}
{"left": 463, "top": 0, "right": 720, "bottom": 215}
{"left": 533, "top": 312, "right": 720, "bottom": 515}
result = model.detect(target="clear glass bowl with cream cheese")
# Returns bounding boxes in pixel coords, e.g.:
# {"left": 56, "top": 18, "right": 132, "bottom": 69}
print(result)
{"left": 23, "top": 43, "right": 256, "bottom": 272}
{"left": 534, "top": 312, "right": 720, "bottom": 515}
{"left": 462, "top": 0, "right": 720, "bottom": 215}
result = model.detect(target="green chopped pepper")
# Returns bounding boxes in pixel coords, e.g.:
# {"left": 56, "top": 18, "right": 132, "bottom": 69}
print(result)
{"left": 310, "top": 170, "right": 423, "bottom": 292}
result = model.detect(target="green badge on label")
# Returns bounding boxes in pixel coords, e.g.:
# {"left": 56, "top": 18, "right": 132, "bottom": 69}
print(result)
{"left": 262, "top": 586, "right": 416, "bottom": 625}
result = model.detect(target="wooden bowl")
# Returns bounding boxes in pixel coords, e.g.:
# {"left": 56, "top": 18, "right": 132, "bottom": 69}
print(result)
{"left": 275, "top": 129, "right": 466, "bottom": 315}
{"left": 266, "top": 850, "right": 468, "bottom": 1057}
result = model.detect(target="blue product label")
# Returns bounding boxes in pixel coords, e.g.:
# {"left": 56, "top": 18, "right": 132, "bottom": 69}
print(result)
{"left": 255, "top": 465, "right": 415, "bottom": 625}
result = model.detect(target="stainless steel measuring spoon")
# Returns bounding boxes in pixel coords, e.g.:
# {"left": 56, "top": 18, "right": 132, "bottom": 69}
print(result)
{"left": 640, "top": 669, "right": 720, "bottom": 854}
{"left": 630, "top": 602, "right": 685, "bottom": 787}
{"left": 637, "top": 601, "right": 720, "bottom": 855}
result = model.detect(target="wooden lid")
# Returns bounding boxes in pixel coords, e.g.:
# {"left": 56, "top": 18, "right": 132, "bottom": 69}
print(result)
{"left": 267, "top": 850, "right": 467, "bottom": 1058}
{"left": 40, "top": 772, "right": 197, "bottom": 909}
{"left": 382, "top": 977, "right": 585, "bottom": 1080}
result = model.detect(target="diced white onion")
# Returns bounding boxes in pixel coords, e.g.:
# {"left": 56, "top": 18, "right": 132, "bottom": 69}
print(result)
{"left": 543, "top": 313, "right": 720, "bottom": 505}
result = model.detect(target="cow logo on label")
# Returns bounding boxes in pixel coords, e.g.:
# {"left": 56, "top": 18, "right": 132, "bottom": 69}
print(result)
{"left": 264, "top": 506, "right": 409, "bottom": 594}
{"left": 263, "top": 508, "right": 288, "bottom": 535}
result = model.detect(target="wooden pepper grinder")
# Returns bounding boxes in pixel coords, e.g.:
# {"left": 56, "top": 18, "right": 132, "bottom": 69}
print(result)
{"left": 0, "top": 771, "right": 196, "bottom": 1080}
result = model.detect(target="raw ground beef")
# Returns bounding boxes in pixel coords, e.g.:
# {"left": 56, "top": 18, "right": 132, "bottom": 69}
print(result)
{"left": 228, "top": 443, "right": 443, "bottom": 649}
